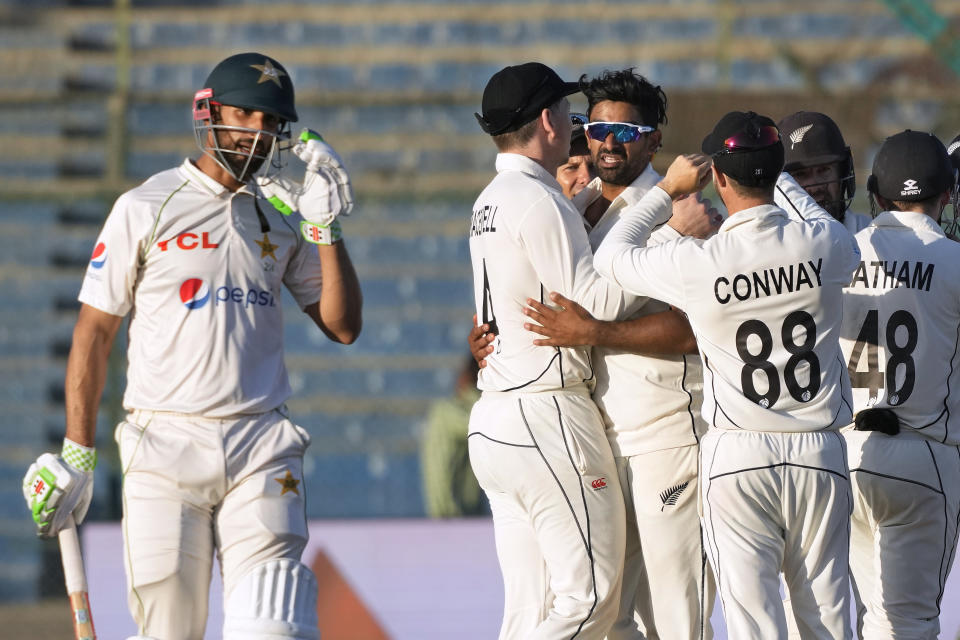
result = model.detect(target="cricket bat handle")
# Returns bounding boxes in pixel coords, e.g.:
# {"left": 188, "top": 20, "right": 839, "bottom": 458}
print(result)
{"left": 59, "top": 515, "right": 96, "bottom": 640}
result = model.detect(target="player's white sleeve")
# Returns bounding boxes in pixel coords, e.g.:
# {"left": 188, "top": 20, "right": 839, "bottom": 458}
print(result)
{"left": 593, "top": 186, "right": 687, "bottom": 307}
{"left": 774, "top": 172, "right": 861, "bottom": 276}
{"left": 518, "top": 195, "right": 625, "bottom": 321}
{"left": 774, "top": 172, "right": 836, "bottom": 224}
{"left": 77, "top": 193, "right": 148, "bottom": 317}
{"left": 650, "top": 222, "right": 682, "bottom": 244}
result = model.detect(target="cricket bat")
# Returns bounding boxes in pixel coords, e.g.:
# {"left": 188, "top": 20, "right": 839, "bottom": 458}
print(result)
{"left": 59, "top": 515, "right": 96, "bottom": 640}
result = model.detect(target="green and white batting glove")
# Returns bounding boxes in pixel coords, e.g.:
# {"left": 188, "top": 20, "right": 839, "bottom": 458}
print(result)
{"left": 22, "top": 439, "right": 96, "bottom": 538}
{"left": 256, "top": 175, "right": 344, "bottom": 246}
{"left": 293, "top": 128, "right": 354, "bottom": 223}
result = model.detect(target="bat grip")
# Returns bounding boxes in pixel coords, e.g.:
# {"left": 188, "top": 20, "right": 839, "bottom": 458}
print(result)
{"left": 59, "top": 515, "right": 88, "bottom": 594}
{"left": 59, "top": 514, "right": 96, "bottom": 640}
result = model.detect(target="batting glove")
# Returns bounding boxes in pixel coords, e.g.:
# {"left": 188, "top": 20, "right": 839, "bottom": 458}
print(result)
{"left": 293, "top": 128, "right": 354, "bottom": 223}
{"left": 23, "top": 439, "right": 95, "bottom": 538}
{"left": 257, "top": 174, "right": 344, "bottom": 246}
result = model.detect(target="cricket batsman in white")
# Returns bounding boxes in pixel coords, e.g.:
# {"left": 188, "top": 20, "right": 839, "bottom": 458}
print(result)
{"left": 22, "top": 52, "right": 362, "bottom": 639}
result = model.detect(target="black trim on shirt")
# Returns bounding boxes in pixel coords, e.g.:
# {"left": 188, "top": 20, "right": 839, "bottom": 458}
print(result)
{"left": 500, "top": 352, "right": 562, "bottom": 392}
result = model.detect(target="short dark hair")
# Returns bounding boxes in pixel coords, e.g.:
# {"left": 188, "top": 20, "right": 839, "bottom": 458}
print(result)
{"left": 891, "top": 194, "right": 944, "bottom": 215}
{"left": 724, "top": 172, "right": 776, "bottom": 199}
{"left": 580, "top": 69, "right": 668, "bottom": 128}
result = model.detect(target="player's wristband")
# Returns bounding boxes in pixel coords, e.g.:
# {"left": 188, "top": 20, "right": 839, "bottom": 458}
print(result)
{"left": 301, "top": 219, "right": 342, "bottom": 245}
{"left": 61, "top": 438, "right": 96, "bottom": 472}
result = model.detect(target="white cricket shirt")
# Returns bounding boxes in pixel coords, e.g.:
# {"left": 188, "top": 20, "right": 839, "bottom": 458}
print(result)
{"left": 575, "top": 166, "right": 706, "bottom": 456}
{"left": 840, "top": 211, "right": 960, "bottom": 445}
{"left": 595, "top": 174, "right": 860, "bottom": 433}
{"left": 470, "top": 153, "right": 625, "bottom": 393}
{"left": 79, "top": 159, "right": 324, "bottom": 417}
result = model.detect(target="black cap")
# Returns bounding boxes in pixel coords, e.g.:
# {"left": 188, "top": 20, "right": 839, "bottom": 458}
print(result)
{"left": 476, "top": 62, "right": 580, "bottom": 136}
{"left": 948, "top": 133, "right": 960, "bottom": 173}
{"left": 868, "top": 130, "right": 955, "bottom": 202}
{"left": 569, "top": 126, "right": 589, "bottom": 157}
{"left": 701, "top": 111, "right": 784, "bottom": 187}
{"left": 201, "top": 52, "right": 298, "bottom": 122}
{"left": 778, "top": 111, "right": 849, "bottom": 172}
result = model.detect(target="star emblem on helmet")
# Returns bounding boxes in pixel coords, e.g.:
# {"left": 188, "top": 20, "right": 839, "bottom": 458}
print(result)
{"left": 250, "top": 59, "right": 286, "bottom": 87}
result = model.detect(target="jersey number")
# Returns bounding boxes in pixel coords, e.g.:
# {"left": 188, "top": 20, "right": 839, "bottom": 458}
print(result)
{"left": 846, "top": 309, "right": 917, "bottom": 405}
{"left": 736, "top": 311, "right": 821, "bottom": 408}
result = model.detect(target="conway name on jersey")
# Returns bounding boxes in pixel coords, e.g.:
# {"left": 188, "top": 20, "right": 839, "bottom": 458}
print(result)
{"left": 841, "top": 211, "right": 960, "bottom": 445}
{"left": 470, "top": 154, "right": 625, "bottom": 393}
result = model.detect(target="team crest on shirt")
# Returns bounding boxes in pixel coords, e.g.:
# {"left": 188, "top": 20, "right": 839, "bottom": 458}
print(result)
{"left": 275, "top": 470, "right": 301, "bottom": 496}
{"left": 255, "top": 233, "right": 279, "bottom": 261}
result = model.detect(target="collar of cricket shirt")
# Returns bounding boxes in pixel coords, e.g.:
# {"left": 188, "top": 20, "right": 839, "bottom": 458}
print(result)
{"left": 180, "top": 158, "right": 232, "bottom": 197}
{"left": 720, "top": 203, "right": 786, "bottom": 233}
{"left": 871, "top": 210, "right": 946, "bottom": 236}
{"left": 574, "top": 164, "right": 661, "bottom": 219}
{"left": 495, "top": 153, "right": 563, "bottom": 191}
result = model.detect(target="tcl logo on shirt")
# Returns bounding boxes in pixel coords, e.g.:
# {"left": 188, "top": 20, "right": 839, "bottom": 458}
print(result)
{"left": 159, "top": 232, "right": 219, "bottom": 252}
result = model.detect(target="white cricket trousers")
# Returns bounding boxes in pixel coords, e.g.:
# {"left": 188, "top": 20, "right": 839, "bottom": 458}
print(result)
{"left": 468, "top": 389, "right": 626, "bottom": 640}
{"left": 116, "top": 408, "right": 312, "bottom": 640}
{"left": 845, "top": 429, "right": 960, "bottom": 640}
{"left": 608, "top": 444, "right": 715, "bottom": 640}
{"left": 700, "top": 430, "right": 852, "bottom": 640}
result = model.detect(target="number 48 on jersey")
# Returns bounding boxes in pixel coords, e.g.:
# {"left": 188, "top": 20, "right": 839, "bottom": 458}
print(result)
{"left": 846, "top": 309, "right": 918, "bottom": 406}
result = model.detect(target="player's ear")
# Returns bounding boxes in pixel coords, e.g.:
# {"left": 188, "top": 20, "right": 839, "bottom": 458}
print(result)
{"left": 712, "top": 165, "right": 726, "bottom": 188}
{"left": 541, "top": 107, "right": 559, "bottom": 141}
{"left": 649, "top": 130, "right": 663, "bottom": 152}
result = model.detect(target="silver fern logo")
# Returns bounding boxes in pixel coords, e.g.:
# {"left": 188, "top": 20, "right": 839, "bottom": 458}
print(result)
{"left": 659, "top": 481, "right": 690, "bottom": 511}
{"left": 789, "top": 124, "right": 814, "bottom": 149}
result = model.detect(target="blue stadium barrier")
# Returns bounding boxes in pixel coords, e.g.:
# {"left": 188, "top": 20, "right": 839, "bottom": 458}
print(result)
{"left": 293, "top": 368, "right": 457, "bottom": 398}
{"left": 0, "top": 203, "right": 58, "bottom": 222}
{"left": 304, "top": 452, "right": 423, "bottom": 518}
{"left": 347, "top": 235, "right": 468, "bottom": 264}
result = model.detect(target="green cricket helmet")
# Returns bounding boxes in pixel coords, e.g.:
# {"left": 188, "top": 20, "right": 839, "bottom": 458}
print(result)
{"left": 193, "top": 52, "right": 298, "bottom": 182}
